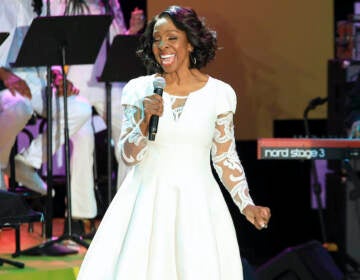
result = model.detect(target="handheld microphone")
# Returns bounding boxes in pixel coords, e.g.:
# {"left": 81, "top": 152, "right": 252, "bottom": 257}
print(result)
{"left": 148, "top": 77, "right": 166, "bottom": 141}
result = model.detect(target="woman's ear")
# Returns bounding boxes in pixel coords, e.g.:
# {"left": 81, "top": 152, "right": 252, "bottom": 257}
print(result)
{"left": 187, "top": 43, "right": 193, "bottom": 53}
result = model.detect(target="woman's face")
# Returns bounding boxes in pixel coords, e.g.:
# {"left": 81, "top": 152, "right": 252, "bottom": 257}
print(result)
{"left": 152, "top": 16, "right": 193, "bottom": 73}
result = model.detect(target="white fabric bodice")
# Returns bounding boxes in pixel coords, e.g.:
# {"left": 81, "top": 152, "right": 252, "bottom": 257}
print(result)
{"left": 119, "top": 74, "right": 254, "bottom": 213}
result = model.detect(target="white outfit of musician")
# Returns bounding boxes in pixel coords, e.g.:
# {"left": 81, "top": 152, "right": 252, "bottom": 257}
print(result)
{"left": 0, "top": 1, "right": 91, "bottom": 184}
{"left": 0, "top": 2, "right": 34, "bottom": 171}
{"left": 77, "top": 75, "right": 255, "bottom": 279}
{"left": 48, "top": 0, "right": 129, "bottom": 219}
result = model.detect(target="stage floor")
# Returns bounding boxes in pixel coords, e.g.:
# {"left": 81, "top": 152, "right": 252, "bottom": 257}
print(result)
{"left": 0, "top": 218, "right": 93, "bottom": 280}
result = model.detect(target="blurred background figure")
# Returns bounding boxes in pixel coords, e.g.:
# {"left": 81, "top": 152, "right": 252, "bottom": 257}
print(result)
{"left": 45, "top": 0, "right": 145, "bottom": 235}
{"left": 0, "top": 0, "right": 91, "bottom": 196}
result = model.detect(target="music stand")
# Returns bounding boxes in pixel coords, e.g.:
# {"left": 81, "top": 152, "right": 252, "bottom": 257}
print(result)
{"left": 99, "top": 35, "right": 146, "bottom": 83}
{"left": 11, "top": 15, "right": 112, "bottom": 255}
{"left": 98, "top": 34, "right": 146, "bottom": 204}
{"left": 0, "top": 32, "right": 9, "bottom": 46}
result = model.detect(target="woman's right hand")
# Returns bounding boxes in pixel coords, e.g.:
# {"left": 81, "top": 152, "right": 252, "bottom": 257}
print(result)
{"left": 141, "top": 94, "right": 163, "bottom": 135}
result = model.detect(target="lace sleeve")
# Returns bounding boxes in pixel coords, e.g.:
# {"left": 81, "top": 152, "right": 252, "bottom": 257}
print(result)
{"left": 119, "top": 105, "right": 148, "bottom": 166}
{"left": 211, "top": 112, "right": 254, "bottom": 213}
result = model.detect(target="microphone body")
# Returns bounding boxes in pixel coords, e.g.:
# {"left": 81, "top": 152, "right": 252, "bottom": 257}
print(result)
{"left": 148, "top": 77, "right": 166, "bottom": 141}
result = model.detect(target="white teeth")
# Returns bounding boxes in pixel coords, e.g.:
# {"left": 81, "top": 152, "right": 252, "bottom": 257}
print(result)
{"left": 160, "top": 54, "right": 175, "bottom": 58}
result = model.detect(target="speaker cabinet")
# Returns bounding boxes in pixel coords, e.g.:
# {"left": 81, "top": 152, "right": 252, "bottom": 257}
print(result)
{"left": 256, "top": 240, "right": 344, "bottom": 280}
{"left": 326, "top": 171, "right": 360, "bottom": 273}
{"left": 327, "top": 59, "right": 358, "bottom": 137}
{"left": 345, "top": 179, "right": 360, "bottom": 271}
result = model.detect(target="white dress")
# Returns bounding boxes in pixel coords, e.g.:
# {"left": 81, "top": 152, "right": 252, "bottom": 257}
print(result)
{"left": 77, "top": 74, "right": 255, "bottom": 280}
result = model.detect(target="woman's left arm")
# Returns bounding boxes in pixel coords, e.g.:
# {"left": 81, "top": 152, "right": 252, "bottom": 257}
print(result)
{"left": 211, "top": 112, "right": 271, "bottom": 229}
{"left": 211, "top": 112, "right": 254, "bottom": 212}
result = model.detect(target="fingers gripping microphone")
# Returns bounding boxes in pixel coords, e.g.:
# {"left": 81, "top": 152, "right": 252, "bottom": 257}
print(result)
{"left": 148, "top": 77, "right": 166, "bottom": 141}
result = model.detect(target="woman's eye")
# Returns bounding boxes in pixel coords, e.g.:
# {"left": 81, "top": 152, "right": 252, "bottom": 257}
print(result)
{"left": 169, "top": 36, "right": 177, "bottom": 41}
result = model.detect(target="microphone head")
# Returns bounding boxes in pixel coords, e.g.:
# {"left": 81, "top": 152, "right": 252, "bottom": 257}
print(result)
{"left": 153, "top": 76, "right": 166, "bottom": 89}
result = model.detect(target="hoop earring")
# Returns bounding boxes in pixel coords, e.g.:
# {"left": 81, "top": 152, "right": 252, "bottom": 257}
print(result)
{"left": 155, "top": 62, "right": 161, "bottom": 69}
{"left": 191, "top": 54, "right": 197, "bottom": 66}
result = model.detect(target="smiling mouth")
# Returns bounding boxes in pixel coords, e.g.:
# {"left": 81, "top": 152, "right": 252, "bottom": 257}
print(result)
{"left": 160, "top": 54, "right": 175, "bottom": 65}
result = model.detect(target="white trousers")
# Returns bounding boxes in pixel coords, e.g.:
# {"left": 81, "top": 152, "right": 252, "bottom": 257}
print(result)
{"left": 0, "top": 90, "right": 33, "bottom": 169}
{"left": 67, "top": 65, "right": 129, "bottom": 219}
{"left": 20, "top": 94, "right": 92, "bottom": 170}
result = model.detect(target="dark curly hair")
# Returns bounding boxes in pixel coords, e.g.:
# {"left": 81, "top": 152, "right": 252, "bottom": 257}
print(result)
{"left": 137, "top": 5, "right": 217, "bottom": 74}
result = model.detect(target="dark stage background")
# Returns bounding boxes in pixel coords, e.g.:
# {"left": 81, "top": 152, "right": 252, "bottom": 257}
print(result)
{"left": 229, "top": 120, "right": 327, "bottom": 267}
